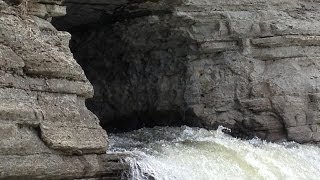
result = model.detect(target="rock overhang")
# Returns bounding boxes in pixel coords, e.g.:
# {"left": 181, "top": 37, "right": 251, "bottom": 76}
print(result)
{"left": 52, "top": 0, "right": 320, "bottom": 143}
{"left": 2, "top": 0, "right": 320, "bottom": 178}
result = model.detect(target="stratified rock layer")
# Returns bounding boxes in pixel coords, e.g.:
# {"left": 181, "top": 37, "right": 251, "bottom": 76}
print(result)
{"left": 3, "top": 0, "right": 320, "bottom": 178}
{"left": 0, "top": 0, "right": 127, "bottom": 179}
{"left": 54, "top": 0, "right": 320, "bottom": 143}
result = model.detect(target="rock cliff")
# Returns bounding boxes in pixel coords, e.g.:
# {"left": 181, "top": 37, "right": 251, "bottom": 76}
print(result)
{"left": 54, "top": 0, "right": 320, "bottom": 143}
{"left": 0, "top": 0, "right": 126, "bottom": 179}
{"left": 2, "top": 0, "right": 320, "bottom": 178}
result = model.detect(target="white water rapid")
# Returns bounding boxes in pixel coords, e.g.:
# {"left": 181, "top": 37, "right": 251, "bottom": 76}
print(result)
{"left": 109, "top": 126, "right": 320, "bottom": 180}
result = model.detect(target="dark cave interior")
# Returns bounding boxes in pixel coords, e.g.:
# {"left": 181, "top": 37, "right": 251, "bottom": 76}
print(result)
{"left": 52, "top": 1, "right": 194, "bottom": 132}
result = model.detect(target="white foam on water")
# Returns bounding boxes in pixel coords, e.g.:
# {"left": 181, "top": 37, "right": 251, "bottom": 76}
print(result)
{"left": 109, "top": 126, "right": 320, "bottom": 180}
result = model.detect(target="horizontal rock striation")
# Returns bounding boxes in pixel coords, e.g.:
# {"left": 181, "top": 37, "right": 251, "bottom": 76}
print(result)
{"left": 0, "top": 0, "right": 127, "bottom": 179}
{"left": 179, "top": 0, "right": 320, "bottom": 143}
{"left": 54, "top": 0, "right": 320, "bottom": 143}
{"left": 3, "top": 0, "right": 320, "bottom": 178}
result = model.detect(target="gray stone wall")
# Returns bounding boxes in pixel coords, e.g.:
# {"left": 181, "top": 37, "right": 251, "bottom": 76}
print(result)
{"left": 179, "top": 0, "right": 320, "bottom": 143}
{"left": 55, "top": 0, "right": 320, "bottom": 143}
{"left": 2, "top": 0, "right": 320, "bottom": 178}
{"left": 0, "top": 0, "right": 127, "bottom": 178}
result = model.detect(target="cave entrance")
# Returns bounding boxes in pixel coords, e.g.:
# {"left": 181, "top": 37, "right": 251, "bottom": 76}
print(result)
{"left": 52, "top": 1, "right": 191, "bottom": 132}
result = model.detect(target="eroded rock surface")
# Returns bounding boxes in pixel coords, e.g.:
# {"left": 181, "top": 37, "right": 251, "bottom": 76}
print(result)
{"left": 0, "top": 0, "right": 127, "bottom": 179}
{"left": 3, "top": 0, "right": 320, "bottom": 178}
{"left": 53, "top": 0, "right": 320, "bottom": 143}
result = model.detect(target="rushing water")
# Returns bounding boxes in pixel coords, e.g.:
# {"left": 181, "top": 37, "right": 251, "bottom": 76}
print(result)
{"left": 109, "top": 126, "right": 320, "bottom": 180}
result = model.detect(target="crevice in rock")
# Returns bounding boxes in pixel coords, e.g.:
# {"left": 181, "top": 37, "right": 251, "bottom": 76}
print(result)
{"left": 3, "top": 0, "right": 23, "bottom": 6}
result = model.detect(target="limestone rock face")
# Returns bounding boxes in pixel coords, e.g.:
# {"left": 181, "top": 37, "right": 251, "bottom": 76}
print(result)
{"left": 0, "top": 0, "right": 126, "bottom": 179}
{"left": 53, "top": 0, "right": 320, "bottom": 143}
{"left": 3, "top": 0, "right": 320, "bottom": 177}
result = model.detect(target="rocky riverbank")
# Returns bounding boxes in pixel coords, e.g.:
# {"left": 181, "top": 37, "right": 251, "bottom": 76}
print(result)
{"left": 1, "top": 0, "right": 320, "bottom": 179}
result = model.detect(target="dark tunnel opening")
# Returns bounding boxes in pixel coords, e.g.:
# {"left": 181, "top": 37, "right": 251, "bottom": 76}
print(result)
{"left": 48, "top": 0, "right": 320, "bottom": 144}
{"left": 51, "top": 1, "right": 198, "bottom": 132}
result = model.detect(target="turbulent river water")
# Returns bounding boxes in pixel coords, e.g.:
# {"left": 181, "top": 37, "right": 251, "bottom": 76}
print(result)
{"left": 108, "top": 126, "right": 320, "bottom": 180}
